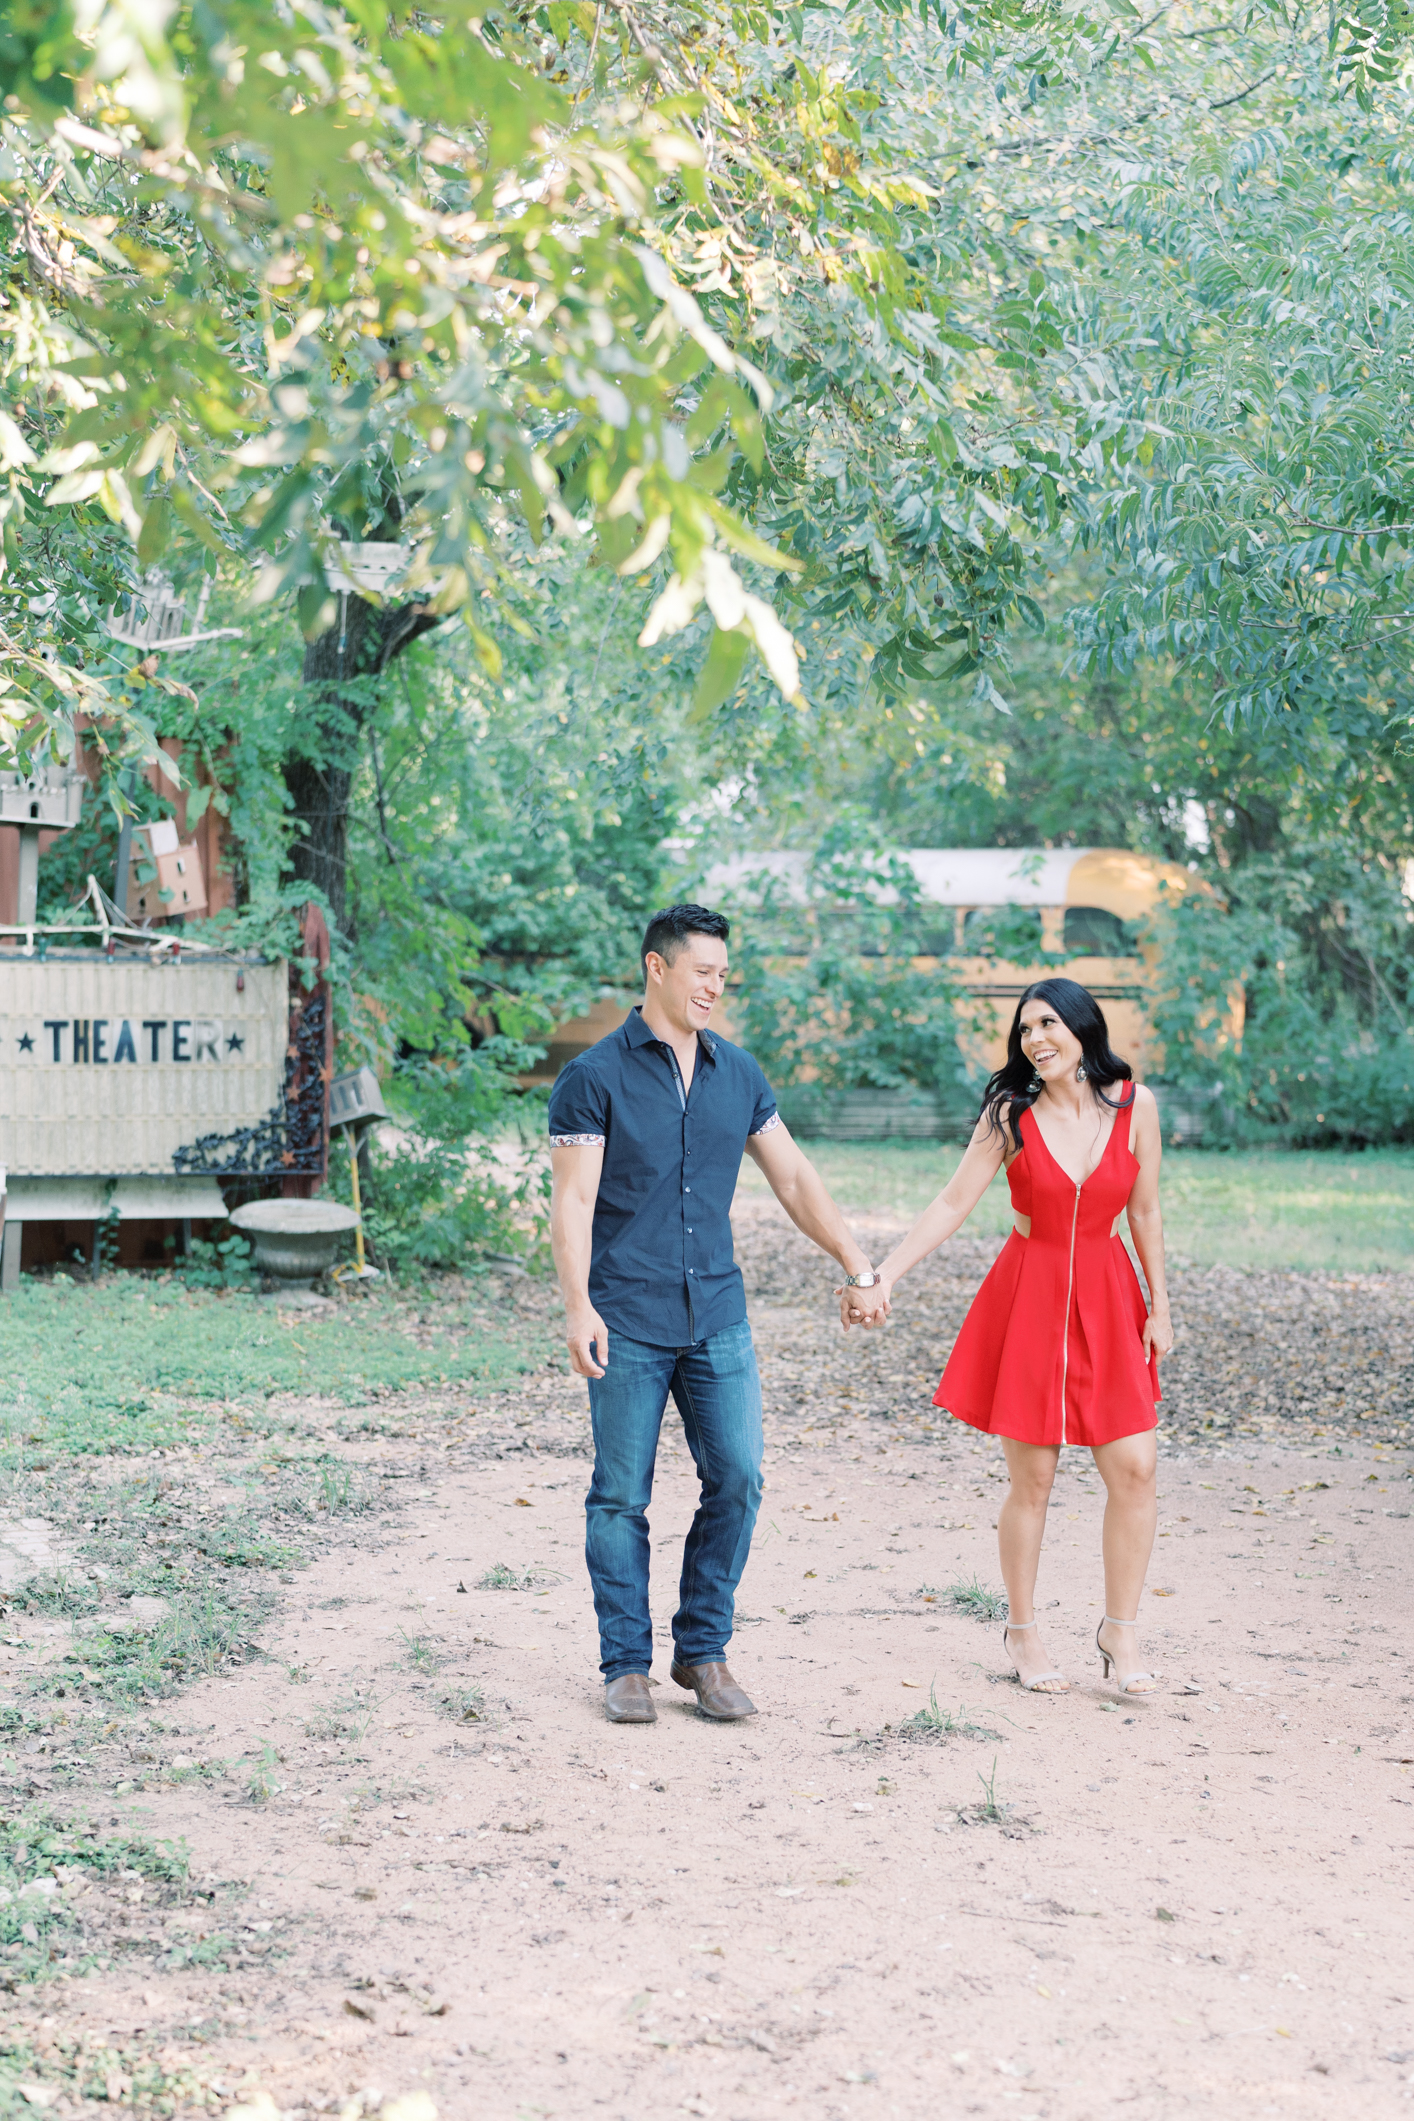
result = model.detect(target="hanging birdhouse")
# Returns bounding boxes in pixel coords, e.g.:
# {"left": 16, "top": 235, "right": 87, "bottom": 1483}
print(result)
{"left": 126, "top": 819, "right": 208, "bottom": 921}
{"left": 323, "top": 543, "right": 409, "bottom": 598}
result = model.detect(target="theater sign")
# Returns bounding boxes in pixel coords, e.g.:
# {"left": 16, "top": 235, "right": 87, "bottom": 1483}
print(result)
{"left": 0, "top": 956, "right": 293, "bottom": 1176}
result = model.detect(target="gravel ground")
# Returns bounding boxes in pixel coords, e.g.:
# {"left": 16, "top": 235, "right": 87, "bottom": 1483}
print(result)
{"left": 4, "top": 1193, "right": 1413, "bottom": 2120}
{"left": 732, "top": 1204, "right": 1414, "bottom": 1454}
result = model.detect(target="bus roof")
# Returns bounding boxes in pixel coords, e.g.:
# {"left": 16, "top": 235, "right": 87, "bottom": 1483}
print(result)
{"left": 706, "top": 848, "right": 1195, "bottom": 917}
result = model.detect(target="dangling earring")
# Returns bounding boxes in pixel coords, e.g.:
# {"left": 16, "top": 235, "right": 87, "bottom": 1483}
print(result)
{"left": 1028, "top": 1071, "right": 1043, "bottom": 1094}
{"left": 1075, "top": 1062, "right": 1088, "bottom": 1082}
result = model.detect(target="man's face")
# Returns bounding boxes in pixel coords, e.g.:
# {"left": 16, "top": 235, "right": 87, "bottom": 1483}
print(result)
{"left": 645, "top": 933, "right": 729, "bottom": 1034}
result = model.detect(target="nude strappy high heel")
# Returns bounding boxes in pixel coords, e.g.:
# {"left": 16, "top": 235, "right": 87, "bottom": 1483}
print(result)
{"left": 1002, "top": 1618, "right": 1068, "bottom": 1694}
{"left": 1096, "top": 1616, "right": 1158, "bottom": 1694}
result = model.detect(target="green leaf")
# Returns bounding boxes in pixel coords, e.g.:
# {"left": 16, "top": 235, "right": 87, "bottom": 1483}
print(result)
{"left": 691, "top": 624, "right": 749, "bottom": 719}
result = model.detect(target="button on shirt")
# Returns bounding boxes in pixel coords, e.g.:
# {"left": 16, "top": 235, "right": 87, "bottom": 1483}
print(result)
{"left": 547, "top": 1005, "right": 780, "bottom": 1347}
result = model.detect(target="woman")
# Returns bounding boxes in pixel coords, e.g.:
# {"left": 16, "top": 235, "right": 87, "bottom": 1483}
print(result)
{"left": 840, "top": 979, "right": 1173, "bottom": 1696}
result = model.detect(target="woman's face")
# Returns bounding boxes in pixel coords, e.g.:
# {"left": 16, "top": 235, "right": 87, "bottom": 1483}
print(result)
{"left": 1018, "top": 999, "right": 1084, "bottom": 1084}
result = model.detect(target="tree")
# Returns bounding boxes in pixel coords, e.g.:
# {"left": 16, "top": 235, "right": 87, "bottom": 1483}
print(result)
{"left": 0, "top": 0, "right": 804, "bottom": 812}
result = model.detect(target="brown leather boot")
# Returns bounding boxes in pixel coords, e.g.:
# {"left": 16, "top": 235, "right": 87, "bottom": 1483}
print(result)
{"left": 604, "top": 1673, "right": 656, "bottom": 1724}
{"left": 670, "top": 1659, "right": 757, "bottom": 1721}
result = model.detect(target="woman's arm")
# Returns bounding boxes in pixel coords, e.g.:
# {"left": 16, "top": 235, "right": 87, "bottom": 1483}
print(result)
{"left": 839, "top": 1116, "right": 1008, "bottom": 1329}
{"left": 1123, "top": 1086, "right": 1174, "bottom": 1361}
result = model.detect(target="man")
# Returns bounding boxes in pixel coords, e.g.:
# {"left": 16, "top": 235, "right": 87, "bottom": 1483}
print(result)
{"left": 548, "top": 902, "right": 880, "bottom": 1725}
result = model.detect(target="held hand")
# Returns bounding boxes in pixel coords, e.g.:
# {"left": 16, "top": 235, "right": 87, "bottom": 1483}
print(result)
{"left": 1142, "top": 1308, "right": 1174, "bottom": 1363}
{"left": 836, "top": 1279, "right": 892, "bottom": 1331}
{"left": 566, "top": 1308, "right": 609, "bottom": 1378}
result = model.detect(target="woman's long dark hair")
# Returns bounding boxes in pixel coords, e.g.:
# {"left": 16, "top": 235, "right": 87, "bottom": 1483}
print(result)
{"left": 980, "top": 978, "right": 1134, "bottom": 1151}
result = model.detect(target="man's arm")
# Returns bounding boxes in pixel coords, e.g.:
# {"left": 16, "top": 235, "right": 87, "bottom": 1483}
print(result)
{"left": 550, "top": 1141, "right": 609, "bottom": 1378}
{"left": 743, "top": 1122, "right": 872, "bottom": 1288}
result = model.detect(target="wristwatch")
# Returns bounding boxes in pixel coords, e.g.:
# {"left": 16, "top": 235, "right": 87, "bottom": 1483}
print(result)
{"left": 843, "top": 1270, "right": 880, "bottom": 1287}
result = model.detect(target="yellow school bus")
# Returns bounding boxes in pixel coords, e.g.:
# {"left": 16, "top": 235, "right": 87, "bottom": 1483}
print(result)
{"left": 536, "top": 847, "right": 1220, "bottom": 1103}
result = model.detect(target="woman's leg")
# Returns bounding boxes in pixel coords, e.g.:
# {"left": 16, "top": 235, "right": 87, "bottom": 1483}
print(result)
{"left": 1091, "top": 1430, "right": 1159, "bottom": 1688}
{"left": 998, "top": 1437, "right": 1065, "bottom": 1689}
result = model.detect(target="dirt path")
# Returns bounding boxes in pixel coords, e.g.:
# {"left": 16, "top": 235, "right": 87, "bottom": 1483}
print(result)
{"left": 5, "top": 1202, "right": 1414, "bottom": 2119}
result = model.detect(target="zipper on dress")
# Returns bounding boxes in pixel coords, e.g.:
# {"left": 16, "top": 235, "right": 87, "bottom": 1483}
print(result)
{"left": 1060, "top": 1181, "right": 1080, "bottom": 1446}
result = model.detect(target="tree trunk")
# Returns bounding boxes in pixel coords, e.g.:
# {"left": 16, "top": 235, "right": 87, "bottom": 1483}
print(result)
{"left": 286, "top": 586, "right": 440, "bottom": 934}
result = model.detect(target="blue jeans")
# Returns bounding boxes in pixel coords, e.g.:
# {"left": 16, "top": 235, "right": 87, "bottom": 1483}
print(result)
{"left": 585, "top": 1319, "right": 764, "bottom": 1682}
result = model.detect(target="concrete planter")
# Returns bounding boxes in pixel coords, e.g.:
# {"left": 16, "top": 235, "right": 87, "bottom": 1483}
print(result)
{"left": 229, "top": 1199, "right": 360, "bottom": 1290}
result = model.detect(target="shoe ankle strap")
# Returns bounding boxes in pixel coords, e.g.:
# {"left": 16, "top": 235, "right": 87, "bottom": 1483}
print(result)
{"left": 1006, "top": 1618, "right": 1036, "bottom": 1629}
{"left": 1102, "top": 1615, "right": 1138, "bottom": 1626}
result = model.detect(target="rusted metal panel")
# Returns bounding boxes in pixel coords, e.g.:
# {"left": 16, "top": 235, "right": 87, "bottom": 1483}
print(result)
{"left": 0, "top": 956, "right": 287, "bottom": 1176}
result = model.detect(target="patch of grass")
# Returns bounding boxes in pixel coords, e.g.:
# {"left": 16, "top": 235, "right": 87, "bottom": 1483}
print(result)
{"left": 0, "top": 1810, "right": 188, "bottom": 1990}
{"left": 189, "top": 1515, "right": 302, "bottom": 1570}
{"left": 4, "top": 1452, "right": 405, "bottom": 1723}
{"left": 313, "top": 1461, "right": 378, "bottom": 1515}
{"left": 478, "top": 1562, "right": 537, "bottom": 1590}
{"left": 437, "top": 1682, "right": 487, "bottom": 1725}
{"left": 939, "top": 1576, "right": 1008, "bottom": 1623}
{"left": 898, "top": 1686, "right": 1000, "bottom": 1745}
{"left": 0, "top": 1277, "right": 539, "bottom": 1462}
{"left": 948, "top": 1755, "right": 1032, "bottom": 1836}
{"left": 737, "top": 1139, "right": 1414, "bottom": 1272}
{"left": 398, "top": 1628, "right": 446, "bottom": 1674}
{"left": 64, "top": 1589, "right": 264, "bottom": 1708}
{"left": 304, "top": 1692, "right": 380, "bottom": 1746}
{"left": 0, "top": 2030, "right": 219, "bottom": 2116}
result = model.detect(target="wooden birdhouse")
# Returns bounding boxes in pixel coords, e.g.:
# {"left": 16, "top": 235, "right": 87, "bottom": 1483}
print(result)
{"left": 126, "top": 818, "right": 208, "bottom": 921}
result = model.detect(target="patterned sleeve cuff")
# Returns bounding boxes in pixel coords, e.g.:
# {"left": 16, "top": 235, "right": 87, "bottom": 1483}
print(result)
{"left": 749, "top": 1111, "right": 782, "bottom": 1137}
{"left": 550, "top": 1132, "right": 606, "bottom": 1147}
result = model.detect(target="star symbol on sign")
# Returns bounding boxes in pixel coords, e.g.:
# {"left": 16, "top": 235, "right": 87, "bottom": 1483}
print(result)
{"left": 17, "top": 1032, "right": 34, "bottom": 1053}
{"left": 226, "top": 1032, "right": 244, "bottom": 1053}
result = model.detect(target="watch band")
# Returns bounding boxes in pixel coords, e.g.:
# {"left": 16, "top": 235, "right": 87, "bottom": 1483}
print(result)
{"left": 844, "top": 1271, "right": 879, "bottom": 1287}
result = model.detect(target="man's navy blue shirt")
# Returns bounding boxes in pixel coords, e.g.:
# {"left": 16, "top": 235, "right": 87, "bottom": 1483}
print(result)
{"left": 547, "top": 1006, "right": 779, "bottom": 1348}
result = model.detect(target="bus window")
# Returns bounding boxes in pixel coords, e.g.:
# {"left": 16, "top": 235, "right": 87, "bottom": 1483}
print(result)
{"left": 962, "top": 905, "right": 1045, "bottom": 957}
{"left": 1063, "top": 906, "right": 1136, "bottom": 954}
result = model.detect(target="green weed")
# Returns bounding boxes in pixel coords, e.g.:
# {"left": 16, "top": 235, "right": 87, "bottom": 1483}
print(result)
{"left": 304, "top": 1693, "right": 380, "bottom": 1746}
{"left": 398, "top": 1629, "right": 446, "bottom": 1673}
{"left": 244, "top": 1743, "right": 283, "bottom": 1805}
{"left": 942, "top": 1576, "right": 1008, "bottom": 1623}
{"left": 437, "top": 1683, "right": 487, "bottom": 1725}
{"left": 315, "top": 1462, "right": 366, "bottom": 1514}
{"left": 898, "top": 1686, "right": 999, "bottom": 1744}
{"left": 948, "top": 1755, "right": 1029, "bottom": 1834}
{"left": 478, "top": 1562, "right": 536, "bottom": 1590}
{"left": 974, "top": 1755, "right": 1007, "bottom": 1822}
{"left": 176, "top": 1233, "right": 255, "bottom": 1291}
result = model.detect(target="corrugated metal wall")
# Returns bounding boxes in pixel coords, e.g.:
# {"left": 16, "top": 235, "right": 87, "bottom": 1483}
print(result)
{"left": 0, "top": 956, "right": 286, "bottom": 1175}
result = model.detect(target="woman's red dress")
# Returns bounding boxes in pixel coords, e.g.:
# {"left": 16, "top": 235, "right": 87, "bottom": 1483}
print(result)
{"left": 934, "top": 1094, "right": 1160, "bottom": 1448}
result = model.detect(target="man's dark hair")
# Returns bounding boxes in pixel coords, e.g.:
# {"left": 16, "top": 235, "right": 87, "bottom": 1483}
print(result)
{"left": 641, "top": 903, "right": 731, "bottom": 973}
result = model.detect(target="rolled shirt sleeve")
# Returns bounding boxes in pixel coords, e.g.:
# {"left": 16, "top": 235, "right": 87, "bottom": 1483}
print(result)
{"left": 547, "top": 1056, "right": 607, "bottom": 1147}
{"left": 747, "top": 1060, "right": 779, "bottom": 1137}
